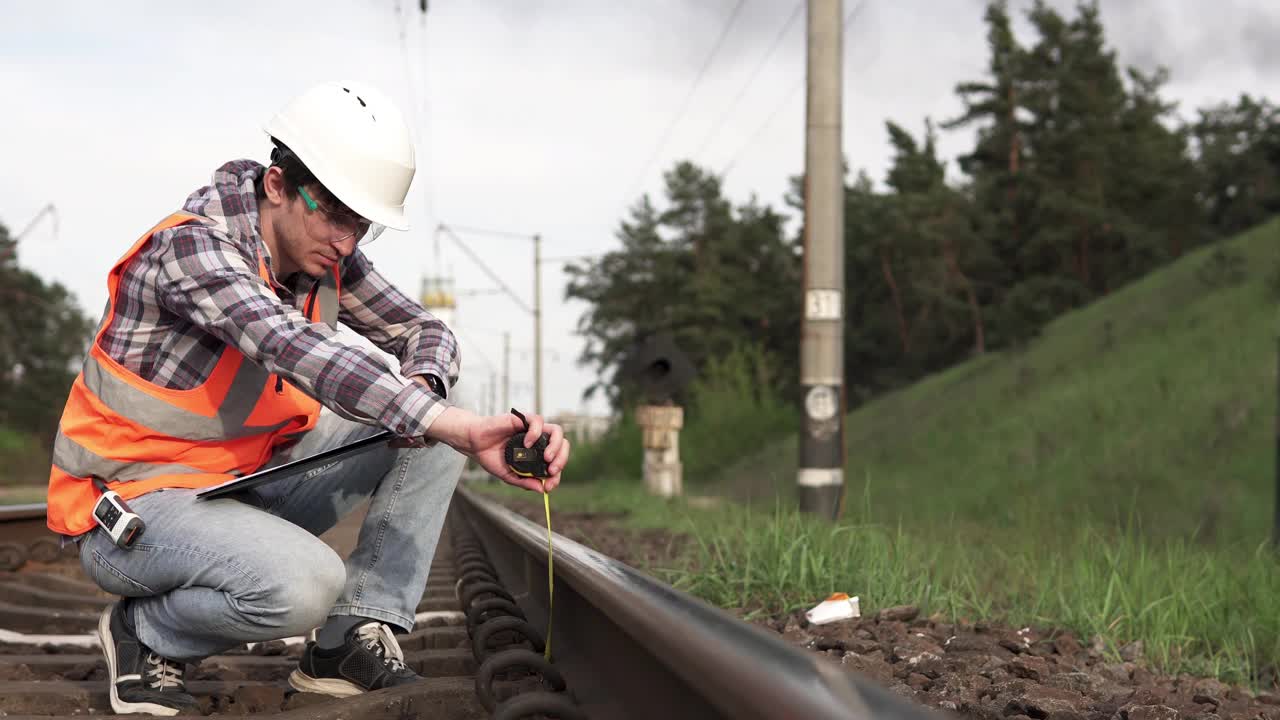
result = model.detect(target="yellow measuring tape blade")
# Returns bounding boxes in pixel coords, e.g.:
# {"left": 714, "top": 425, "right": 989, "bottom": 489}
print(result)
{"left": 541, "top": 480, "right": 554, "bottom": 660}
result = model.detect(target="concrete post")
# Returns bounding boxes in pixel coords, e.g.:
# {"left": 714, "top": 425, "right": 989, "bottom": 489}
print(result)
{"left": 636, "top": 405, "right": 684, "bottom": 498}
{"left": 797, "top": 0, "right": 846, "bottom": 519}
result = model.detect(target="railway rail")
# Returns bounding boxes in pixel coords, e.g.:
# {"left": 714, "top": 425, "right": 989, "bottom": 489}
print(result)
{"left": 0, "top": 485, "right": 941, "bottom": 720}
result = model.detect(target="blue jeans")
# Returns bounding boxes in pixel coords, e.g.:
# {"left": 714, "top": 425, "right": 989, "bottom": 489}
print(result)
{"left": 77, "top": 412, "right": 466, "bottom": 662}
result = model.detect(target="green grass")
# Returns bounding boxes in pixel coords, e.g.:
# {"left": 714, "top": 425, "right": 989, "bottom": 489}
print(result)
{"left": 719, "top": 219, "right": 1279, "bottom": 547}
{"left": 511, "top": 218, "right": 1280, "bottom": 688}
{"left": 0, "top": 426, "right": 48, "bottom": 491}
{"left": 677, "top": 490, "right": 1280, "bottom": 685}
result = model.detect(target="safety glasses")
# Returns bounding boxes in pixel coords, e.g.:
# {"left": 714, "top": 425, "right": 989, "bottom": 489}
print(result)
{"left": 298, "top": 186, "right": 385, "bottom": 246}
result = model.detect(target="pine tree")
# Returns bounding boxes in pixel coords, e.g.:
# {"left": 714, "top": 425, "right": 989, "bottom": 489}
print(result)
{"left": 884, "top": 120, "right": 989, "bottom": 361}
{"left": 945, "top": 0, "right": 1207, "bottom": 343}
{"left": 1024, "top": 0, "right": 1130, "bottom": 295}
{"left": 944, "top": 0, "right": 1046, "bottom": 343}
{"left": 566, "top": 161, "right": 798, "bottom": 408}
{"left": 838, "top": 171, "right": 911, "bottom": 396}
{"left": 1025, "top": 1, "right": 1204, "bottom": 293}
{"left": 0, "top": 221, "right": 93, "bottom": 445}
{"left": 1191, "top": 94, "right": 1280, "bottom": 236}
{"left": 1113, "top": 66, "right": 1205, "bottom": 264}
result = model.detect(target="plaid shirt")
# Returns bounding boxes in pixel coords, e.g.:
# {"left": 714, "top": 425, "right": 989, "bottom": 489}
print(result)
{"left": 98, "top": 160, "right": 459, "bottom": 439}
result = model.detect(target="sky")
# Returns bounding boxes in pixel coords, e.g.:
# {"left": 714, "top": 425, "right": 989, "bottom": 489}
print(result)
{"left": 2, "top": 0, "right": 1279, "bottom": 420}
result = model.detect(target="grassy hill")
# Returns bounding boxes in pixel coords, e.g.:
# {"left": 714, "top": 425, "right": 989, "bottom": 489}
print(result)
{"left": 715, "top": 218, "right": 1279, "bottom": 548}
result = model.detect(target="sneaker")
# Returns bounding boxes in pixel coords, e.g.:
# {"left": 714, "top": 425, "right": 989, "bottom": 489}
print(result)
{"left": 96, "top": 600, "right": 200, "bottom": 716}
{"left": 289, "top": 621, "right": 420, "bottom": 697}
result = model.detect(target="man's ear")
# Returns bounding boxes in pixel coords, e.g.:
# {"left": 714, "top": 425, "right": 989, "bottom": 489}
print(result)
{"left": 262, "top": 166, "right": 288, "bottom": 207}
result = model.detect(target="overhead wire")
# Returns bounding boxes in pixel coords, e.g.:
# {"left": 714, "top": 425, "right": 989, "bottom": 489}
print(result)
{"left": 393, "top": 0, "right": 440, "bottom": 273}
{"left": 416, "top": 2, "right": 437, "bottom": 240}
{"left": 452, "top": 328, "right": 499, "bottom": 371}
{"left": 455, "top": 325, "right": 561, "bottom": 363}
{"left": 692, "top": 2, "right": 804, "bottom": 165}
{"left": 617, "top": 0, "right": 748, "bottom": 210}
{"left": 540, "top": 254, "right": 601, "bottom": 265}
{"left": 437, "top": 224, "right": 534, "bottom": 315}
{"left": 450, "top": 330, "right": 504, "bottom": 414}
{"left": 719, "top": 0, "right": 869, "bottom": 177}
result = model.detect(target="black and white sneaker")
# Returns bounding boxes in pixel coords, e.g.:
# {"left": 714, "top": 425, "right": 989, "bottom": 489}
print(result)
{"left": 96, "top": 601, "right": 200, "bottom": 716}
{"left": 289, "top": 621, "right": 420, "bottom": 697}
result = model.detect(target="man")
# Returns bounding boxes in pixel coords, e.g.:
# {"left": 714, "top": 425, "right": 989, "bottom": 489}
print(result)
{"left": 45, "top": 81, "right": 569, "bottom": 716}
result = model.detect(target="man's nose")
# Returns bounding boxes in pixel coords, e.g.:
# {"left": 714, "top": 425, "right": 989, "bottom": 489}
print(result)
{"left": 333, "top": 234, "right": 357, "bottom": 257}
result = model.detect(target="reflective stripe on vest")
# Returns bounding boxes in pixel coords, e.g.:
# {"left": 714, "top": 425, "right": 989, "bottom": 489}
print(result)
{"left": 82, "top": 351, "right": 293, "bottom": 440}
{"left": 46, "top": 212, "right": 342, "bottom": 536}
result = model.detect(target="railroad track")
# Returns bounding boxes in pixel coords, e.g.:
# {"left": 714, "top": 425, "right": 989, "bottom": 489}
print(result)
{"left": 0, "top": 486, "right": 942, "bottom": 719}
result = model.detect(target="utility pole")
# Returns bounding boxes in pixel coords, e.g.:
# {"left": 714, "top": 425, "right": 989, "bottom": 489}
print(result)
{"left": 1273, "top": 314, "right": 1279, "bottom": 548}
{"left": 436, "top": 222, "right": 544, "bottom": 414}
{"left": 490, "top": 371, "right": 497, "bottom": 416}
{"left": 533, "top": 234, "right": 543, "bottom": 412}
{"left": 3, "top": 203, "right": 58, "bottom": 261}
{"left": 797, "top": 0, "right": 845, "bottom": 519}
{"left": 503, "top": 331, "right": 511, "bottom": 411}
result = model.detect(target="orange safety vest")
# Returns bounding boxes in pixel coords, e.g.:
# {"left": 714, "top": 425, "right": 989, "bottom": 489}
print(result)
{"left": 46, "top": 212, "right": 342, "bottom": 536}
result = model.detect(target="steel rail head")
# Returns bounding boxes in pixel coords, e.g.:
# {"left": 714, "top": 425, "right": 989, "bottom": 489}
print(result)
{"left": 456, "top": 486, "right": 945, "bottom": 720}
{"left": 0, "top": 503, "right": 61, "bottom": 572}
{"left": 0, "top": 504, "right": 49, "bottom": 523}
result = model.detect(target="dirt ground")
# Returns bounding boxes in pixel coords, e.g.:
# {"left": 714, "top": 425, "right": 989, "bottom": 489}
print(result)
{"left": 496, "top": 502, "right": 692, "bottom": 573}
{"left": 496, "top": 498, "right": 1280, "bottom": 720}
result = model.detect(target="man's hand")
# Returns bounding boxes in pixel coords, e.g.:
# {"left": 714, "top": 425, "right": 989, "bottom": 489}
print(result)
{"left": 427, "top": 407, "right": 569, "bottom": 493}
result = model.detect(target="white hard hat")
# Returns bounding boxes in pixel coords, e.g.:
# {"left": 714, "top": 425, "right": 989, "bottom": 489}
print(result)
{"left": 264, "top": 81, "right": 415, "bottom": 230}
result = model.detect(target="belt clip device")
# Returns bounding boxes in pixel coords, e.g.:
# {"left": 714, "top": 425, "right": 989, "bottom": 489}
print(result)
{"left": 91, "top": 477, "right": 146, "bottom": 549}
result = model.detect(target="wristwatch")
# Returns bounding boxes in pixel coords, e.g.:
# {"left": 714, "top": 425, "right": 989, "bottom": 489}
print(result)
{"left": 422, "top": 374, "right": 447, "bottom": 399}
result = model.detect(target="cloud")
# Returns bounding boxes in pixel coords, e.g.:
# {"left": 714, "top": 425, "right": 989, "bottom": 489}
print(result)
{"left": 2, "top": 0, "right": 1278, "bottom": 418}
{"left": 998, "top": 1, "right": 1280, "bottom": 92}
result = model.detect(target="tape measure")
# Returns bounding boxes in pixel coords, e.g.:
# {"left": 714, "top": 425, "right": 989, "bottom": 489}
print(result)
{"left": 540, "top": 479, "right": 554, "bottom": 660}
{"left": 504, "top": 409, "right": 556, "bottom": 660}
{"left": 504, "top": 409, "right": 551, "bottom": 479}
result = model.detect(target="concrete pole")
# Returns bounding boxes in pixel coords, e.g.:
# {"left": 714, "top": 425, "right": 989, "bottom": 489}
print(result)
{"left": 534, "top": 234, "right": 543, "bottom": 413}
{"left": 797, "top": 0, "right": 845, "bottom": 519}
{"left": 503, "top": 331, "right": 511, "bottom": 412}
